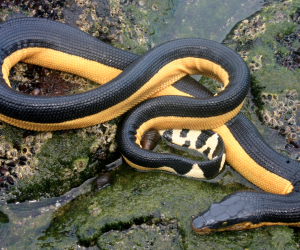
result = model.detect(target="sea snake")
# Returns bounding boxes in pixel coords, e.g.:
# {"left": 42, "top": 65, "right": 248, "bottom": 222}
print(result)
{"left": 1, "top": 17, "right": 300, "bottom": 234}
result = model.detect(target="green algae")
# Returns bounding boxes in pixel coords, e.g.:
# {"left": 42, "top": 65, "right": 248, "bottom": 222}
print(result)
{"left": 259, "top": 21, "right": 298, "bottom": 47}
{"left": 5, "top": 130, "right": 95, "bottom": 202}
{"left": 227, "top": 0, "right": 300, "bottom": 96}
{"left": 0, "top": 163, "right": 286, "bottom": 249}
{"left": 198, "top": 76, "right": 223, "bottom": 95}
{"left": 222, "top": 0, "right": 300, "bottom": 155}
{"left": 1, "top": 123, "right": 119, "bottom": 203}
{"left": 97, "top": 223, "right": 182, "bottom": 250}
{"left": 22, "top": 164, "right": 295, "bottom": 249}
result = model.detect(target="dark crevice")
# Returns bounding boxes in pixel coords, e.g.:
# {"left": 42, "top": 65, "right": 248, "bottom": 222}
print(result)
{"left": 0, "top": 210, "right": 9, "bottom": 223}
{"left": 79, "top": 214, "right": 180, "bottom": 247}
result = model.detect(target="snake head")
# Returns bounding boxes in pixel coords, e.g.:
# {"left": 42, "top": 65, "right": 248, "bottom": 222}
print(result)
{"left": 191, "top": 191, "right": 259, "bottom": 234}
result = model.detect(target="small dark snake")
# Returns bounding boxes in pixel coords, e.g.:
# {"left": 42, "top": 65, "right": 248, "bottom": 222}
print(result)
{"left": 1, "top": 18, "right": 300, "bottom": 234}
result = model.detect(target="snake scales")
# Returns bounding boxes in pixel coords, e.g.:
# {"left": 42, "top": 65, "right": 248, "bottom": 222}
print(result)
{"left": 1, "top": 18, "right": 300, "bottom": 234}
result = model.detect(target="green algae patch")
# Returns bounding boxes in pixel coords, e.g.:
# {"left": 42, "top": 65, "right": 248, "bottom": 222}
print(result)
{"left": 245, "top": 44, "right": 300, "bottom": 94}
{"left": 32, "top": 164, "right": 297, "bottom": 249}
{"left": 0, "top": 120, "right": 119, "bottom": 203}
{"left": 225, "top": 0, "right": 300, "bottom": 95}
{"left": 73, "top": 157, "right": 89, "bottom": 173}
{"left": 259, "top": 21, "right": 298, "bottom": 47}
{"left": 223, "top": 0, "right": 300, "bottom": 158}
{"left": 225, "top": 0, "right": 300, "bottom": 94}
{"left": 5, "top": 130, "right": 96, "bottom": 202}
{"left": 97, "top": 221, "right": 182, "bottom": 250}
{"left": 0, "top": 122, "right": 24, "bottom": 145}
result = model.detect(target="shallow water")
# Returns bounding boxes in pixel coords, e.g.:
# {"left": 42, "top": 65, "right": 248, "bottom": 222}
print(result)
{"left": 151, "top": 0, "right": 270, "bottom": 45}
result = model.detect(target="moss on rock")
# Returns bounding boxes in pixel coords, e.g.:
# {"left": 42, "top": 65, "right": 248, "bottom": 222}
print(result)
{"left": 224, "top": 0, "right": 300, "bottom": 159}
{"left": 30, "top": 164, "right": 297, "bottom": 249}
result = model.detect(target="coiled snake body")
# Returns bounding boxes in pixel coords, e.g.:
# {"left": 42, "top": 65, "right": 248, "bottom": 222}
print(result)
{"left": 1, "top": 18, "right": 300, "bottom": 234}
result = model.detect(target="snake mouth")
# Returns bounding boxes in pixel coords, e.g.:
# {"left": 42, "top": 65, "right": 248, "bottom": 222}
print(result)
{"left": 190, "top": 221, "right": 213, "bottom": 235}
{"left": 191, "top": 217, "right": 250, "bottom": 235}
{"left": 190, "top": 215, "right": 214, "bottom": 235}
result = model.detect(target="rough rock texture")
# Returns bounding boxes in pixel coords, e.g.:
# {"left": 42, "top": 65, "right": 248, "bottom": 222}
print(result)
{"left": 224, "top": 0, "right": 300, "bottom": 160}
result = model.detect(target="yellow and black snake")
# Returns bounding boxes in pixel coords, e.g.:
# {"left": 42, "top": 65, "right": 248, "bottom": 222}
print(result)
{"left": 1, "top": 17, "right": 300, "bottom": 234}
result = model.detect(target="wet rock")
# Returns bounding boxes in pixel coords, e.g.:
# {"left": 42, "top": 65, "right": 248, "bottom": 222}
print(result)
{"left": 94, "top": 148, "right": 108, "bottom": 160}
{"left": 0, "top": 0, "right": 65, "bottom": 20}
{"left": 94, "top": 172, "right": 111, "bottom": 192}
{"left": 223, "top": 1, "right": 300, "bottom": 160}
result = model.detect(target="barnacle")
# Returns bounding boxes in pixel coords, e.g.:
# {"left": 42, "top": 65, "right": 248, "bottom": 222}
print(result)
{"left": 261, "top": 92, "right": 269, "bottom": 104}
{"left": 263, "top": 113, "right": 271, "bottom": 123}
{"left": 109, "top": 141, "right": 117, "bottom": 153}
{"left": 73, "top": 158, "right": 88, "bottom": 172}
{"left": 2, "top": 142, "right": 11, "bottom": 151}
{"left": 287, "top": 132, "right": 298, "bottom": 143}
{"left": 6, "top": 148, "right": 18, "bottom": 160}
{"left": 233, "top": 15, "right": 265, "bottom": 42}
{"left": 287, "top": 117, "right": 296, "bottom": 125}
{"left": 269, "top": 118, "right": 279, "bottom": 128}
{"left": 273, "top": 109, "right": 281, "bottom": 118}
{"left": 295, "top": 125, "right": 300, "bottom": 133}
{"left": 0, "top": 146, "right": 5, "bottom": 157}
{"left": 261, "top": 89, "right": 300, "bottom": 153}
{"left": 277, "top": 101, "right": 285, "bottom": 109}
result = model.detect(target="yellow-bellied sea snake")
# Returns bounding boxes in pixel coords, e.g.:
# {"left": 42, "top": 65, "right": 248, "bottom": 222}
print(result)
{"left": 1, "top": 17, "right": 300, "bottom": 234}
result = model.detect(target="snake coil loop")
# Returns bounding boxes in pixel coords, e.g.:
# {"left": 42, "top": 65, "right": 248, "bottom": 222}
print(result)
{"left": 1, "top": 18, "right": 300, "bottom": 234}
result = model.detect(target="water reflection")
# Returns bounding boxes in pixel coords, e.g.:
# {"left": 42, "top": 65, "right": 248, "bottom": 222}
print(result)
{"left": 151, "top": 0, "right": 275, "bottom": 45}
